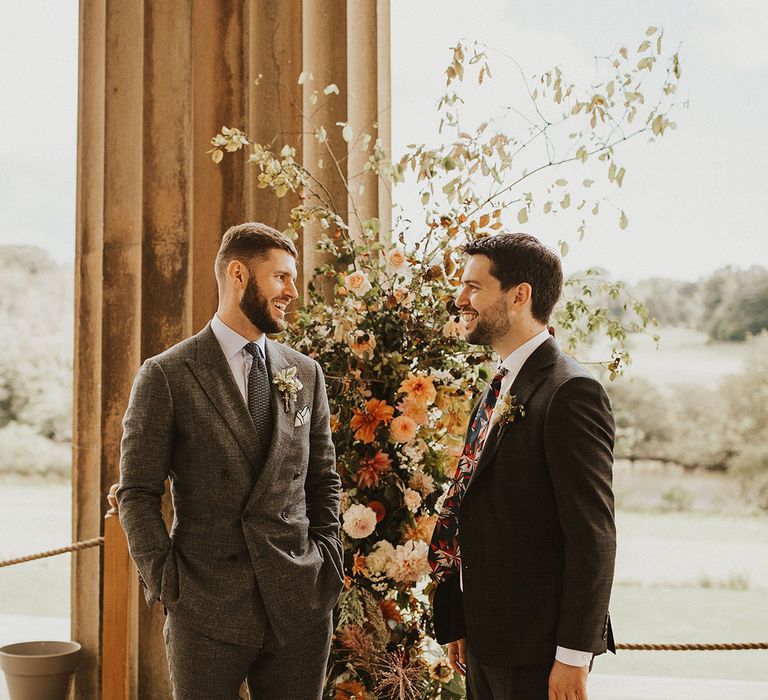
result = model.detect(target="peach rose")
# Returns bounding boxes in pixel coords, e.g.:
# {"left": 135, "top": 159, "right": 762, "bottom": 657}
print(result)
{"left": 389, "top": 415, "right": 418, "bottom": 443}
{"left": 387, "top": 247, "right": 407, "bottom": 269}
{"left": 403, "top": 488, "right": 422, "bottom": 513}
{"left": 342, "top": 504, "right": 377, "bottom": 539}
{"left": 344, "top": 270, "right": 372, "bottom": 297}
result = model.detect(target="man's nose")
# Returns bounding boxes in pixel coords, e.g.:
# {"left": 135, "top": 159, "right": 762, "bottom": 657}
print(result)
{"left": 286, "top": 279, "right": 299, "bottom": 300}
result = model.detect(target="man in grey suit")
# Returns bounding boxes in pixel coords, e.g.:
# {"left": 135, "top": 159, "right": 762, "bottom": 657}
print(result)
{"left": 117, "top": 222, "right": 344, "bottom": 699}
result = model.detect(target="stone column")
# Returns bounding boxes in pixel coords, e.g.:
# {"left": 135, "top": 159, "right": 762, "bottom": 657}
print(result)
{"left": 73, "top": 1, "right": 390, "bottom": 697}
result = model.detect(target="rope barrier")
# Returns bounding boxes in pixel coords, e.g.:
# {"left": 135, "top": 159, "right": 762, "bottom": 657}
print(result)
{"left": 1, "top": 539, "right": 767, "bottom": 654}
{"left": 616, "top": 642, "right": 768, "bottom": 651}
{"left": 0, "top": 537, "right": 104, "bottom": 568}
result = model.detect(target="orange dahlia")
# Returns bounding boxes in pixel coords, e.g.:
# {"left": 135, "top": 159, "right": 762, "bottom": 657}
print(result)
{"left": 355, "top": 450, "right": 392, "bottom": 489}
{"left": 350, "top": 398, "right": 394, "bottom": 444}
{"left": 398, "top": 372, "right": 437, "bottom": 407}
{"left": 336, "top": 680, "right": 368, "bottom": 700}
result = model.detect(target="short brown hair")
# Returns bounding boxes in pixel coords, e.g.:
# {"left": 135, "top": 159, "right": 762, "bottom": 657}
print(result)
{"left": 215, "top": 222, "right": 298, "bottom": 280}
{"left": 463, "top": 232, "right": 563, "bottom": 323}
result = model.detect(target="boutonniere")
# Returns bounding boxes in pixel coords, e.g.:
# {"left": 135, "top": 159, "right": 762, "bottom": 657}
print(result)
{"left": 492, "top": 393, "right": 526, "bottom": 428}
{"left": 273, "top": 367, "right": 303, "bottom": 412}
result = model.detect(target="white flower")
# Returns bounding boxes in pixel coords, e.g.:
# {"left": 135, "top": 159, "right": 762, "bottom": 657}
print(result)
{"left": 385, "top": 540, "right": 431, "bottom": 583}
{"left": 403, "top": 488, "right": 422, "bottom": 512}
{"left": 366, "top": 540, "right": 396, "bottom": 575}
{"left": 272, "top": 366, "right": 303, "bottom": 412}
{"left": 342, "top": 504, "right": 377, "bottom": 539}
{"left": 409, "top": 470, "right": 435, "bottom": 497}
{"left": 344, "top": 270, "right": 372, "bottom": 297}
{"left": 401, "top": 440, "right": 428, "bottom": 463}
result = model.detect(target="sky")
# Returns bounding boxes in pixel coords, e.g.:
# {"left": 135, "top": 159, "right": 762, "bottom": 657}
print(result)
{"left": 0, "top": 1, "right": 766, "bottom": 283}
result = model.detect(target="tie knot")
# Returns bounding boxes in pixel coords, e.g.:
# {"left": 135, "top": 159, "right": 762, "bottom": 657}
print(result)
{"left": 244, "top": 342, "right": 262, "bottom": 360}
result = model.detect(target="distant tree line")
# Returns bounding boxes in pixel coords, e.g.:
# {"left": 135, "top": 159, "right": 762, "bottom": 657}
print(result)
{"left": 606, "top": 331, "right": 768, "bottom": 509}
{"left": 634, "top": 266, "right": 768, "bottom": 341}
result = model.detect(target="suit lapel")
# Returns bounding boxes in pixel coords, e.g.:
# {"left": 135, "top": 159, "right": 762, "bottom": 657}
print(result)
{"left": 187, "top": 324, "right": 263, "bottom": 470}
{"left": 466, "top": 337, "right": 559, "bottom": 493}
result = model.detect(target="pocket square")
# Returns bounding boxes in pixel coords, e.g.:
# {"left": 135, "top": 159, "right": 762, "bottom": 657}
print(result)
{"left": 294, "top": 405, "right": 310, "bottom": 427}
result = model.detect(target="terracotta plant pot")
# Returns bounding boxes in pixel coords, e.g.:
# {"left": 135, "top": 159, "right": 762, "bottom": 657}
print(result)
{"left": 0, "top": 641, "right": 81, "bottom": 700}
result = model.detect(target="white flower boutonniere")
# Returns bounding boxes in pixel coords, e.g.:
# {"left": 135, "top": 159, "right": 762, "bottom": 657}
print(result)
{"left": 491, "top": 393, "right": 526, "bottom": 429}
{"left": 273, "top": 366, "right": 303, "bottom": 412}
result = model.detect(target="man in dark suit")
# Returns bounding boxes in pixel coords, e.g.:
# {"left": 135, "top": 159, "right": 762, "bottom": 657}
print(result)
{"left": 429, "top": 232, "right": 616, "bottom": 700}
{"left": 117, "top": 222, "right": 344, "bottom": 699}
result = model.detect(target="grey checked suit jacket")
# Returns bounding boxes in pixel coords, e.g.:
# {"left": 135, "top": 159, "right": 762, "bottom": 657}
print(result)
{"left": 116, "top": 323, "right": 344, "bottom": 646}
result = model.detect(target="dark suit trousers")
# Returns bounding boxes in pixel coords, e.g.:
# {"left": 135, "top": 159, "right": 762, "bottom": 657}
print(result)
{"left": 466, "top": 643, "right": 550, "bottom": 700}
{"left": 163, "top": 611, "right": 332, "bottom": 700}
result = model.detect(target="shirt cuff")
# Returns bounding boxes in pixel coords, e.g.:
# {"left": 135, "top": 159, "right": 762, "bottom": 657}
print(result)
{"left": 555, "top": 646, "right": 592, "bottom": 667}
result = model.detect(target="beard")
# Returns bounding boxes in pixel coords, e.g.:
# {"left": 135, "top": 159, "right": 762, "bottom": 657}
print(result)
{"left": 240, "top": 275, "right": 286, "bottom": 334}
{"left": 465, "top": 296, "right": 511, "bottom": 346}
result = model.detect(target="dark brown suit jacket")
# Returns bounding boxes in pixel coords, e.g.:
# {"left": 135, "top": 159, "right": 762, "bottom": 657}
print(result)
{"left": 433, "top": 338, "right": 616, "bottom": 666}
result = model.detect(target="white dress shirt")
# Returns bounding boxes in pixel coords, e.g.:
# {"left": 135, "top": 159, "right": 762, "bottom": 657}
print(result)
{"left": 486, "top": 328, "right": 592, "bottom": 668}
{"left": 210, "top": 314, "right": 266, "bottom": 404}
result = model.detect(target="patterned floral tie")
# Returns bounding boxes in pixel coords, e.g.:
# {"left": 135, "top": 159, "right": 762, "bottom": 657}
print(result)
{"left": 244, "top": 342, "right": 274, "bottom": 454}
{"left": 428, "top": 367, "right": 508, "bottom": 584}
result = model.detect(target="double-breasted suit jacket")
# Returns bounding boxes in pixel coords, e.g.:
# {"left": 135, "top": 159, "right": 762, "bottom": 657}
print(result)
{"left": 116, "top": 323, "right": 344, "bottom": 647}
{"left": 433, "top": 337, "right": 617, "bottom": 666}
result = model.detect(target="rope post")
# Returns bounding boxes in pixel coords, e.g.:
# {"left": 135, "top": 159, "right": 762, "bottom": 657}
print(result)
{"left": 101, "top": 484, "right": 138, "bottom": 700}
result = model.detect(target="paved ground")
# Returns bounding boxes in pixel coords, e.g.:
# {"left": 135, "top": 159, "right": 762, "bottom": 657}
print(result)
{"left": 591, "top": 673, "right": 768, "bottom": 699}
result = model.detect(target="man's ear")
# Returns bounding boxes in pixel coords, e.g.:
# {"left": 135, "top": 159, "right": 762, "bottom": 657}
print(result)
{"left": 227, "top": 259, "right": 248, "bottom": 290}
{"left": 509, "top": 282, "right": 532, "bottom": 309}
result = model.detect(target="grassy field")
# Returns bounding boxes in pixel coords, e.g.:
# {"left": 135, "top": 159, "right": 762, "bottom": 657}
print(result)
{"left": 1, "top": 475, "right": 767, "bottom": 681}
{"left": 588, "top": 326, "right": 754, "bottom": 390}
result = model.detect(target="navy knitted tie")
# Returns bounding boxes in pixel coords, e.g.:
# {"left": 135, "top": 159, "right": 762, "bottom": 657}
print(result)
{"left": 244, "top": 342, "right": 274, "bottom": 453}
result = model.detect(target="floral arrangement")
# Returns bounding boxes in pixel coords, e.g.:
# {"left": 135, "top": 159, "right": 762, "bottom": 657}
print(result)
{"left": 214, "top": 29, "right": 682, "bottom": 698}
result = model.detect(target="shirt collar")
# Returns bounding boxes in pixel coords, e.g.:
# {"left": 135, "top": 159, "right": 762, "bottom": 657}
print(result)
{"left": 498, "top": 328, "right": 552, "bottom": 380}
{"left": 211, "top": 314, "right": 266, "bottom": 361}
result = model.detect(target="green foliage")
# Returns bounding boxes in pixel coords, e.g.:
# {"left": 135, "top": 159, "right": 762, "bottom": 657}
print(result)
{"left": 635, "top": 266, "right": 768, "bottom": 341}
{"left": 0, "top": 246, "right": 72, "bottom": 477}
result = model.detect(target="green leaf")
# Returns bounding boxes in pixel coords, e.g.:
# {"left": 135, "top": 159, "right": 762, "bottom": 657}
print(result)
{"left": 559, "top": 240, "right": 569, "bottom": 257}
{"left": 583, "top": 179, "right": 594, "bottom": 188}
{"left": 619, "top": 210, "right": 628, "bottom": 229}
{"left": 517, "top": 207, "right": 528, "bottom": 224}
{"left": 646, "top": 25, "right": 658, "bottom": 36}
{"left": 555, "top": 178, "right": 568, "bottom": 186}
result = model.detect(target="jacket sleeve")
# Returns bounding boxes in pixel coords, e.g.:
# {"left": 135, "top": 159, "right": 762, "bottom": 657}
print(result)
{"left": 115, "top": 358, "right": 173, "bottom": 607}
{"left": 305, "top": 360, "right": 343, "bottom": 575}
{"left": 543, "top": 375, "right": 616, "bottom": 652}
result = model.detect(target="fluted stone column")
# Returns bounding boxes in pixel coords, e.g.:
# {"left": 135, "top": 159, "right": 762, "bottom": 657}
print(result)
{"left": 74, "top": 1, "right": 390, "bottom": 697}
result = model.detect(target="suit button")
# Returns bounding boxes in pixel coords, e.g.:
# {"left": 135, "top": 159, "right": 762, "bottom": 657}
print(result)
{"left": 228, "top": 554, "right": 238, "bottom": 562}
{"left": 221, "top": 469, "right": 230, "bottom": 480}
{"left": 281, "top": 510, "right": 289, "bottom": 522}
{"left": 242, "top": 512, "right": 250, "bottom": 521}
{"left": 293, "top": 471, "right": 301, "bottom": 480}
{"left": 289, "top": 550, "right": 297, "bottom": 558}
